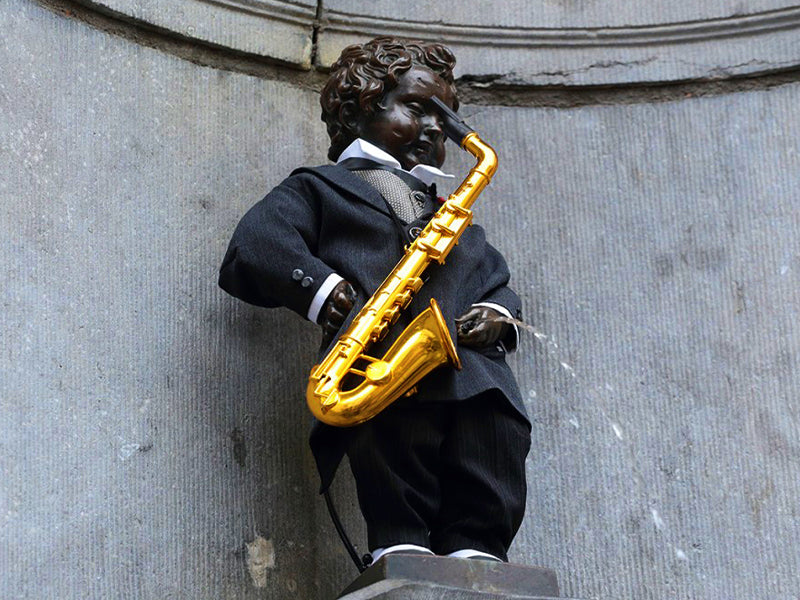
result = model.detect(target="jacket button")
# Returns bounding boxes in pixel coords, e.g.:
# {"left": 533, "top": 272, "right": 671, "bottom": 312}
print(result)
{"left": 301, "top": 276, "right": 314, "bottom": 288}
{"left": 292, "top": 269, "right": 304, "bottom": 281}
{"left": 410, "top": 190, "right": 427, "bottom": 206}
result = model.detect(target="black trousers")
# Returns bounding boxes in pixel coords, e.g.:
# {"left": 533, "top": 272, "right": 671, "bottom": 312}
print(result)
{"left": 345, "top": 391, "right": 531, "bottom": 561}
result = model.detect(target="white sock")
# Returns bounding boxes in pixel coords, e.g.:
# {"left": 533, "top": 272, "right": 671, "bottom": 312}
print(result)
{"left": 446, "top": 549, "right": 503, "bottom": 562}
{"left": 371, "top": 544, "right": 435, "bottom": 562}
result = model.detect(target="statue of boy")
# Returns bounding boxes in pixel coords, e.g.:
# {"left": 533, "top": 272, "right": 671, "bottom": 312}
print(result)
{"left": 220, "top": 36, "right": 531, "bottom": 563}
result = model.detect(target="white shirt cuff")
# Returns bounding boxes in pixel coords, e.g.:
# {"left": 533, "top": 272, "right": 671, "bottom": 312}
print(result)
{"left": 307, "top": 273, "right": 344, "bottom": 323}
{"left": 471, "top": 301, "right": 519, "bottom": 353}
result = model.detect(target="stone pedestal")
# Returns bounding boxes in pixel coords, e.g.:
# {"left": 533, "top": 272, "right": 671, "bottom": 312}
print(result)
{"left": 338, "top": 554, "right": 564, "bottom": 599}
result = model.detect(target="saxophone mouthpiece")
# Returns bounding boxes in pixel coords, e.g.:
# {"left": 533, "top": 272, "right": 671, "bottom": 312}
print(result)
{"left": 431, "top": 96, "right": 474, "bottom": 145}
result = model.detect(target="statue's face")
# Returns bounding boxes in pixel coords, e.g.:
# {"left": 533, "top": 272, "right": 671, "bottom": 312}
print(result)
{"left": 357, "top": 67, "right": 456, "bottom": 171}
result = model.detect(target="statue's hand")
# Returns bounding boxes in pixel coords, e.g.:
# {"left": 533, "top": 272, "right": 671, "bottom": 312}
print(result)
{"left": 455, "top": 306, "right": 509, "bottom": 349}
{"left": 318, "top": 280, "right": 357, "bottom": 344}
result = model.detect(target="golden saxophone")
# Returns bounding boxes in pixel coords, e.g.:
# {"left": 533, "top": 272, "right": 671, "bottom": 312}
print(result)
{"left": 306, "top": 98, "right": 498, "bottom": 427}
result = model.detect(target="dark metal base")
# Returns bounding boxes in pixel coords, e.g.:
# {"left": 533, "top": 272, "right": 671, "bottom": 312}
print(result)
{"left": 338, "top": 554, "right": 562, "bottom": 599}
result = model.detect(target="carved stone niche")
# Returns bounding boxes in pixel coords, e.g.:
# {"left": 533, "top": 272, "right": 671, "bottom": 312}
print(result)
{"left": 76, "top": 0, "right": 800, "bottom": 85}
{"left": 318, "top": 0, "right": 800, "bottom": 85}
{"left": 72, "top": 0, "right": 317, "bottom": 68}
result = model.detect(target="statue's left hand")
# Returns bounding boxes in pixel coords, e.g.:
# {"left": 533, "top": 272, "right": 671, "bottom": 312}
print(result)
{"left": 319, "top": 280, "right": 357, "bottom": 346}
{"left": 455, "top": 306, "right": 509, "bottom": 349}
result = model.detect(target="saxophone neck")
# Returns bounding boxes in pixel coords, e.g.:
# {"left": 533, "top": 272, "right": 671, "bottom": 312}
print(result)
{"left": 462, "top": 133, "right": 498, "bottom": 181}
{"left": 445, "top": 132, "right": 498, "bottom": 205}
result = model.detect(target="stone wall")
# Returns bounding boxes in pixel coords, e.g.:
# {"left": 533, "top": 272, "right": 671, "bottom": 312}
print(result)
{"left": 2, "top": 1, "right": 799, "bottom": 598}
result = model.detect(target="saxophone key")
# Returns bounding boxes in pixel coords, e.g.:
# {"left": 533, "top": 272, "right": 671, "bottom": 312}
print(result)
{"left": 384, "top": 305, "right": 400, "bottom": 324}
{"left": 395, "top": 289, "right": 413, "bottom": 306}
{"left": 365, "top": 360, "right": 392, "bottom": 384}
{"left": 406, "top": 277, "right": 423, "bottom": 292}
{"left": 371, "top": 321, "right": 389, "bottom": 341}
{"left": 430, "top": 222, "right": 456, "bottom": 236}
{"left": 445, "top": 202, "right": 471, "bottom": 218}
{"left": 415, "top": 240, "right": 443, "bottom": 261}
{"left": 321, "top": 393, "right": 339, "bottom": 409}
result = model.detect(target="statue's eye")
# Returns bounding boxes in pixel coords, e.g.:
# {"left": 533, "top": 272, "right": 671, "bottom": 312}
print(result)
{"left": 406, "top": 102, "right": 425, "bottom": 116}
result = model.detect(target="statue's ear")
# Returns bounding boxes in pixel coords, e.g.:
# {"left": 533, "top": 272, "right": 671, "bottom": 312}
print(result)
{"left": 340, "top": 103, "right": 362, "bottom": 139}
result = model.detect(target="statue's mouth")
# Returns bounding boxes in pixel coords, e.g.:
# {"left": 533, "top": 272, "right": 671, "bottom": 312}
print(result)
{"left": 413, "top": 141, "right": 433, "bottom": 156}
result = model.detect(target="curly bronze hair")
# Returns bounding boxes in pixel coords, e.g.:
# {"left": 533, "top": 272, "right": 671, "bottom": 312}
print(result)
{"left": 320, "top": 36, "right": 459, "bottom": 162}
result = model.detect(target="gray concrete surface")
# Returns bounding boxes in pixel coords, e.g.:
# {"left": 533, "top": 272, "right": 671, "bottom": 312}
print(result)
{"left": 2, "top": 3, "right": 326, "bottom": 598}
{"left": 2, "top": 1, "right": 800, "bottom": 599}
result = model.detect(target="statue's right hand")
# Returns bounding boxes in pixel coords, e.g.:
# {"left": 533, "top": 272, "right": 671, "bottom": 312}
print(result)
{"left": 318, "top": 280, "right": 357, "bottom": 343}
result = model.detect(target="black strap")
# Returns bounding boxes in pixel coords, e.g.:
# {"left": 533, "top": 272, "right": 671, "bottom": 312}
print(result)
{"left": 323, "top": 489, "right": 372, "bottom": 572}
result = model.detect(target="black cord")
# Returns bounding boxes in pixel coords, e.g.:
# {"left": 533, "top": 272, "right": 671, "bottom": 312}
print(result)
{"left": 323, "top": 489, "right": 371, "bottom": 573}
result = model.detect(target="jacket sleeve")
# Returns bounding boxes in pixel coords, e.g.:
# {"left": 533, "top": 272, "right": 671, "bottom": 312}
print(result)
{"left": 218, "top": 178, "right": 336, "bottom": 320}
{"left": 473, "top": 238, "right": 523, "bottom": 351}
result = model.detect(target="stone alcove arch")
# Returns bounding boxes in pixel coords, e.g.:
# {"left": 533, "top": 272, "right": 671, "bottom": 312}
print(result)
{"left": 74, "top": 0, "right": 800, "bottom": 84}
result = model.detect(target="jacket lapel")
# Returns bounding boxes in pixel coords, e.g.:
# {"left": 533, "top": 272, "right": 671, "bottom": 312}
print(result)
{"left": 291, "top": 164, "right": 393, "bottom": 218}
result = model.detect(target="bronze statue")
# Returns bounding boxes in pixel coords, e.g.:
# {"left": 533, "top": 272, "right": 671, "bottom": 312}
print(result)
{"left": 220, "top": 36, "right": 531, "bottom": 566}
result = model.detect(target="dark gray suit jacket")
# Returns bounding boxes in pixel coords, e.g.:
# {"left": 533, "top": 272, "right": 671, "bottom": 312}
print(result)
{"left": 219, "top": 163, "right": 527, "bottom": 489}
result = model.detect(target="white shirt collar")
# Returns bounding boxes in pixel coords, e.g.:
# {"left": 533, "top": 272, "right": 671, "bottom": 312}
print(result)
{"left": 336, "top": 139, "right": 454, "bottom": 187}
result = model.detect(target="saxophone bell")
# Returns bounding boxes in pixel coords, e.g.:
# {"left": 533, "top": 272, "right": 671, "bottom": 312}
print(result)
{"left": 307, "top": 299, "right": 460, "bottom": 427}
